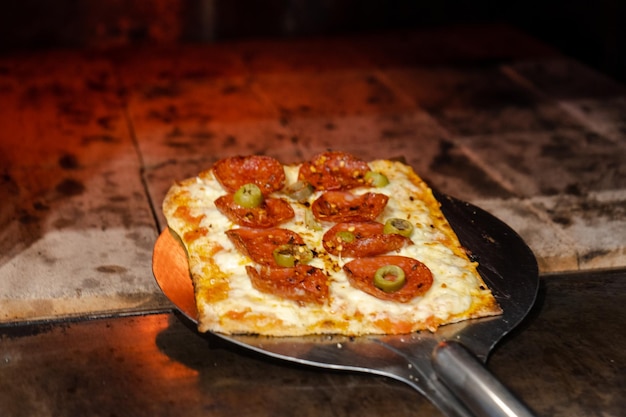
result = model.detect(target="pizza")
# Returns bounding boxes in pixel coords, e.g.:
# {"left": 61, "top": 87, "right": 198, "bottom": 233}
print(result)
{"left": 162, "top": 151, "right": 501, "bottom": 336}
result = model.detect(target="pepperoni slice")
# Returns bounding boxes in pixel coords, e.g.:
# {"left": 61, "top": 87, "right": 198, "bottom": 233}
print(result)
{"left": 298, "top": 151, "right": 371, "bottom": 191}
{"left": 246, "top": 265, "right": 329, "bottom": 305}
{"left": 323, "top": 222, "right": 411, "bottom": 257}
{"left": 343, "top": 256, "right": 433, "bottom": 303}
{"left": 226, "top": 228, "right": 304, "bottom": 266}
{"left": 215, "top": 195, "right": 294, "bottom": 228}
{"left": 213, "top": 155, "right": 286, "bottom": 195}
{"left": 311, "top": 191, "right": 388, "bottom": 223}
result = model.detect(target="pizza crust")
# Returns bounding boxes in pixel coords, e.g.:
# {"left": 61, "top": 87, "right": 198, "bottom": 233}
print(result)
{"left": 163, "top": 158, "right": 502, "bottom": 336}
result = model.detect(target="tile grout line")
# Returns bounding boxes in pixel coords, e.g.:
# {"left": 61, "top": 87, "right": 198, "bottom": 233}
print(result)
{"left": 112, "top": 67, "right": 164, "bottom": 234}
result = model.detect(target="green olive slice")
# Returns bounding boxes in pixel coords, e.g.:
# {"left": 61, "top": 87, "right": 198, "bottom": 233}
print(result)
{"left": 233, "top": 183, "right": 264, "bottom": 208}
{"left": 383, "top": 218, "right": 414, "bottom": 237}
{"left": 285, "top": 180, "right": 314, "bottom": 202}
{"left": 272, "top": 244, "right": 314, "bottom": 267}
{"left": 373, "top": 265, "right": 406, "bottom": 292}
{"left": 335, "top": 230, "right": 355, "bottom": 243}
{"left": 305, "top": 209, "right": 322, "bottom": 231}
{"left": 365, "top": 171, "right": 389, "bottom": 187}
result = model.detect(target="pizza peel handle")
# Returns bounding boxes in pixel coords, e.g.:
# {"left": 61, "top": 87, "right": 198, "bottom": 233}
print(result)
{"left": 432, "top": 341, "right": 535, "bottom": 417}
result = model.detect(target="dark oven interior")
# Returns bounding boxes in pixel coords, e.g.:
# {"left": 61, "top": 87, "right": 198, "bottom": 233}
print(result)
{"left": 1, "top": 0, "right": 625, "bottom": 83}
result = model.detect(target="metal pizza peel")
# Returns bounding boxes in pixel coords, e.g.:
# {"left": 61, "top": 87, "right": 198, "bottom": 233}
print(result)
{"left": 152, "top": 194, "right": 539, "bottom": 417}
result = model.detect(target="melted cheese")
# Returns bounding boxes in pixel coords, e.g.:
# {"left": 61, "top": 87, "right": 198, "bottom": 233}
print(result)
{"left": 163, "top": 159, "right": 500, "bottom": 335}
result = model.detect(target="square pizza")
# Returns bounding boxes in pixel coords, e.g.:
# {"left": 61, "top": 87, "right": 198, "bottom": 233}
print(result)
{"left": 162, "top": 151, "right": 501, "bottom": 336}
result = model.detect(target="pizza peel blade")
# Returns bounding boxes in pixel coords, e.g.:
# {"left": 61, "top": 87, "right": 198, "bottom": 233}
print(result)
{"left": 153, "top": 194, "right": 539, "bottom": 417}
